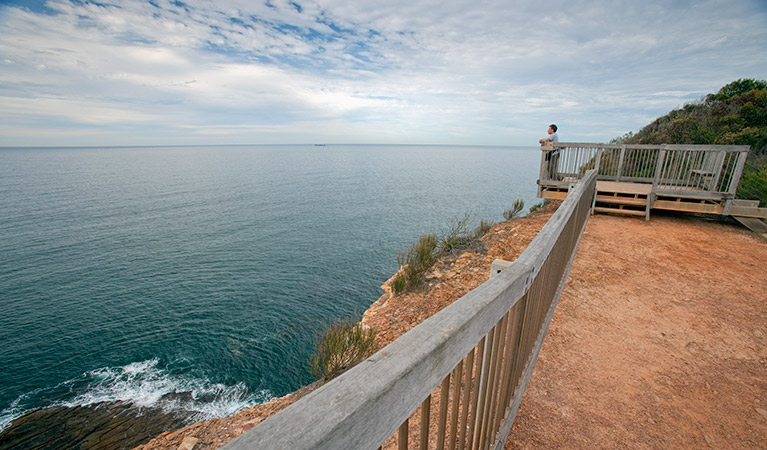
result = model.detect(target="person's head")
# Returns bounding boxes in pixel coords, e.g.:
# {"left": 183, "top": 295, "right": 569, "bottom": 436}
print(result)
{"left": 548, "top": 124, "right": 558, "bottom": 134}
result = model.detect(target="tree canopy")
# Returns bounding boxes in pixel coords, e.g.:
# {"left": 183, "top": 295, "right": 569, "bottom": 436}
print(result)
{"left": 614, "top": 78, "right": 767, "bottom": 157}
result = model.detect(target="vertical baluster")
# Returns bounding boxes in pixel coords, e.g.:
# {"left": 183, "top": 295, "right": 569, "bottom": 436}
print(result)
{"left": 640, "top": 148, "right": 647, "bottom": 180}
{"left": 448, "top": 361, "right": 463, "bottom": 450}
{"left": 466, "top": 337, "right": 486, "bottom": 450}
{"left": 420, "top": 395, "right": 431, "bottom": 450}
{"left": 458, "top": 349, "right": 475, "bottom": 450}
{"left": 399, "top": 419, "right": 409, "bottom": 450}
{"left": 471, "top": 330, "right": 494, "bottom": 450}
{"left": 485, "top": 313, "right": 510, "bottom": 449}
{"left": 500, "top": 305, "right": 523, "bottom": 420}
{"left": 478, "top": 319, "right": 503, "bottom": 450}
{"left": 436, "top": 374, "right": 451, "bottom": 450}
{"left": 495, "top": 312, "right": 514, "bottom": 426}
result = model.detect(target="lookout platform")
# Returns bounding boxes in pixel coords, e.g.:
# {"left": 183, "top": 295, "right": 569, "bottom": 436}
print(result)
{"left": 537, "top": 142, "right": 767, "bottom": 236}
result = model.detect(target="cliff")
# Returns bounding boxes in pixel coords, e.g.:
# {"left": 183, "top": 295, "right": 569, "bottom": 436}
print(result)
{"left": 130, "top": 202, "right": 561, "bottom": 450}
{"left": 135, "top": 206, "right": 767, "bottom": 450}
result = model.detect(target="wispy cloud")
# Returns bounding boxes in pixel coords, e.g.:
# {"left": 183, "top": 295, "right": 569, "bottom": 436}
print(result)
{"left": 0, "top": 0, "right": 765, "bottom": 146}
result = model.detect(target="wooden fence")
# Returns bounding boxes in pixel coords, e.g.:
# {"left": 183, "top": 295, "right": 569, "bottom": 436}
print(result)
{"left": 221, "top": 170, "right": 598, "bottom": 450}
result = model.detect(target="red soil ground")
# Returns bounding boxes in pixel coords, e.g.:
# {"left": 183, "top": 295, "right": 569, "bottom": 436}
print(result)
{"left": 505, "top": 212, "right": 767, "bottom": 449}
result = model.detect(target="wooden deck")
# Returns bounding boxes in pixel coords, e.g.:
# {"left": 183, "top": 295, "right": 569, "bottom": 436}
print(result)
{"left": 542, "top": 181, "right": 767, "bottom": 218}
{"left": 537, "top": 143, "right": 766, "bottom": 228}
{"left": 597, "top": 181, "right": 651, "bottom": 195}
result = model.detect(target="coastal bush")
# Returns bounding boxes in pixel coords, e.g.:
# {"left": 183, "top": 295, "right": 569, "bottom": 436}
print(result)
{"left": 439, "top": 211, "right": 475, "bottom": 251}
{"left": 391, "top": 211, "right": 495, "bottom": 295}
{"left": 529, "top": 202, "right": 543, "bottom": 213}
{"left": 736, "top": 157, "right": 767, "bottom": 207}
{"left": 611, "top": 78, "right": 767, "bottom": 203}
{"left": 311, "top": 318, "right": 377, "bottom": 381}
{"left": 390, "top": 271, "right": 407, "bottom": 294}
{"left": 391, "top": 234, "right": 438, "bottom": 295}
{"left": 503, "top": 199, "right": 525, "bottom": 220}
{"left": 473, "top": 219, "right": 494, "bottom": 238}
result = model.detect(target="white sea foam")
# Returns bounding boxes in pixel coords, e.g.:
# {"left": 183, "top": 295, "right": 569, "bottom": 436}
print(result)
{"left": 0, "top": 359, "right": 271, "bottom": 432}
{"left": 0, "top": 390, "right": 39, "bottom": 432}
{"left": 60, "top": 359, "right": 272, "bottom": 419}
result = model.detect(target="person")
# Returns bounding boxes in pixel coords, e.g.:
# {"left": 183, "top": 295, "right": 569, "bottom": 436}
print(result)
{"left": 539, "top": 124, "right": 558, "bottom": 145}
{"left": 539, "top": 124, "right": 559, "bottom": 179}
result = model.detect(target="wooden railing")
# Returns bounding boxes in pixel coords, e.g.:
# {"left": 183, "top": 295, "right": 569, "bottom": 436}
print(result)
{"left": 222, "top": 170, "right": 598, "bottom": 450}
{"left": 540, "top": 143, "right": 749, "bottom": 197}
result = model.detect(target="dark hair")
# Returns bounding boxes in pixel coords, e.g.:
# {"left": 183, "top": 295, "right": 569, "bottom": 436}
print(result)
{"left": 549, "top": 124, "right": 558, "bottom": 132}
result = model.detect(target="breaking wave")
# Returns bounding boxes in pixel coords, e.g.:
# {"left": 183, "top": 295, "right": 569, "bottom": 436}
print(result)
{"left": 0, "top": 358, "right": 271, "bottom": 432}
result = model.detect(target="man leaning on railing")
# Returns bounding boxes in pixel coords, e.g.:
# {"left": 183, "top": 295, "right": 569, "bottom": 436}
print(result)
{"left": 539, "top": 124, "right": 559, "bottom": 180}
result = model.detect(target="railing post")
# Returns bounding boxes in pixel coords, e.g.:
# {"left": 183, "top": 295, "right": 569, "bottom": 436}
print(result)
{"left": 594, "top": 145, "right": 603, "bottom": 178}
{"left": 616, "top": 145, "right": 626, "bottom": 182}
{"left": 724, "top": 148, "right": 750, "bottom": 215}
{"left": 652, "top": 146, "right": 666, "bottom": 192}
{"left": 537, "top": 144, "right": 550, "bottom": 197}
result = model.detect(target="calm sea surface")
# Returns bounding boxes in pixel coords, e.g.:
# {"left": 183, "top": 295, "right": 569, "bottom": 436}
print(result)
{"left": 0, "top": 144, "right": 540, "bottom": 429}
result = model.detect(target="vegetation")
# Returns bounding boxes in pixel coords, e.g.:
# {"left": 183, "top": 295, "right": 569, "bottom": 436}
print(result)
{"left": 311, "top": 318, "right": 378, "bottom": 381}
{"left": 612, "top": 78, "right": 767, "bottom": 206}
{"left": 391, "top": 210, "right": 497, "bottom": 295}
{"left": 391, "top": 233, "right": 438, "bottom": 294}
{"left": 438, "top": 211, "right": 476, "bottom": 251}
{"left": 529, "top": 202, "right": 543, "bottom": 213}
{"left": 503, "top": 199, "right": 525, "bottom": 220}
{"left": 737, "top": 162, "right": 767, "bottom": 206}
{"left": 474, "top": 219, "right": 494, "bottom": 238}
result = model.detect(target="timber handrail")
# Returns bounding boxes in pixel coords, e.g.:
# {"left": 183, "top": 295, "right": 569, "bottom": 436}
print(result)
{"left": 223, "top": 170, "right": 598, "bottom": 450}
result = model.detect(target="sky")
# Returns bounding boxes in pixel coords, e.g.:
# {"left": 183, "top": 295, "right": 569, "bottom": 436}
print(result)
{"left": 0, "top": 0, "right": 766, "bottom": 147}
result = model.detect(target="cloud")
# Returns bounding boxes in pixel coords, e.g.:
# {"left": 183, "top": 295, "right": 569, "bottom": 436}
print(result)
{"left": 0, "top": 0, "right": 765, "bottom": 146}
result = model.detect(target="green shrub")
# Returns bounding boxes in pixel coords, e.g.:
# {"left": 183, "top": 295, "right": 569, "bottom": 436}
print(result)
{"left": 391, "top": 234, "right": 438, "bottom": 295}
{"left": 310, "top": 318, "right": 378, "bottom": 381}
{"left": 529, "top": 202, "right": 543, "bottom": 213}
{"left": 503, "top": 199, "right": 525, "bottom": 220}
{"left": 390, "top": 210, "right": 495, "bottom": 295}
{"left": 737, "top": 159, "right": 767, "bottom": 207}
{"left": 473, "top": 219, "right": 494, "bottom": 238}
{"left": 390, "top": 272, "right": 407, "bottom": 294}
{"left": 439, "top": 211, "right": 475, "bottom": 251}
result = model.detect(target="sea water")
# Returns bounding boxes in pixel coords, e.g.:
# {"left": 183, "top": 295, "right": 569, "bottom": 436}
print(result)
{"left": 0, "top": 144, "right": 540, "bottom": 430}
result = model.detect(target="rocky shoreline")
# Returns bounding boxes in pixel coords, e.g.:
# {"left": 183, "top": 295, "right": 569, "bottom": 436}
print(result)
{"left": 0, "top": 203, "right": 559, "bottom": 450}
{"left": 0, "top": 397, "right": 190, "bottom": 450}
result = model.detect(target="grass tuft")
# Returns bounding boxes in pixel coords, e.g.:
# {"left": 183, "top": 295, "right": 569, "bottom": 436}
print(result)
{"left": 503, "top": 199, "right": 525, "bottom": 220}
{"left": 311, "top": 318, "right": 378, "bottom": 381}
{"left": 391, "top": 234, "right": 438, "bottom": 295}
{"left": 473, "top": 219, "right": 494, "bottom": 238}
{"left": 390, "top": 210, "right": 496, "bottom": 296}
{"left": 529, "top": 202, "right": 543, "bottom": 213}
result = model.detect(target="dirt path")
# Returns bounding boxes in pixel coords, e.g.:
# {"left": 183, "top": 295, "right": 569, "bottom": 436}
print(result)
{"left": 506, "top": 212, "right": 767, "bottom": 449}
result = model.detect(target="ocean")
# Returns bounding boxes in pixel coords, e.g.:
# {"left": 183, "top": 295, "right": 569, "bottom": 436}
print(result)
{"left": 0, "top": 144, "right": 540, "bottom": 431}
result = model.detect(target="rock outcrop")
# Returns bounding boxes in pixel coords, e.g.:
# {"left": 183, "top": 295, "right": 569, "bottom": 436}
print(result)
{"left": 0, "top": 398, "right": 190, "bottom": 450}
